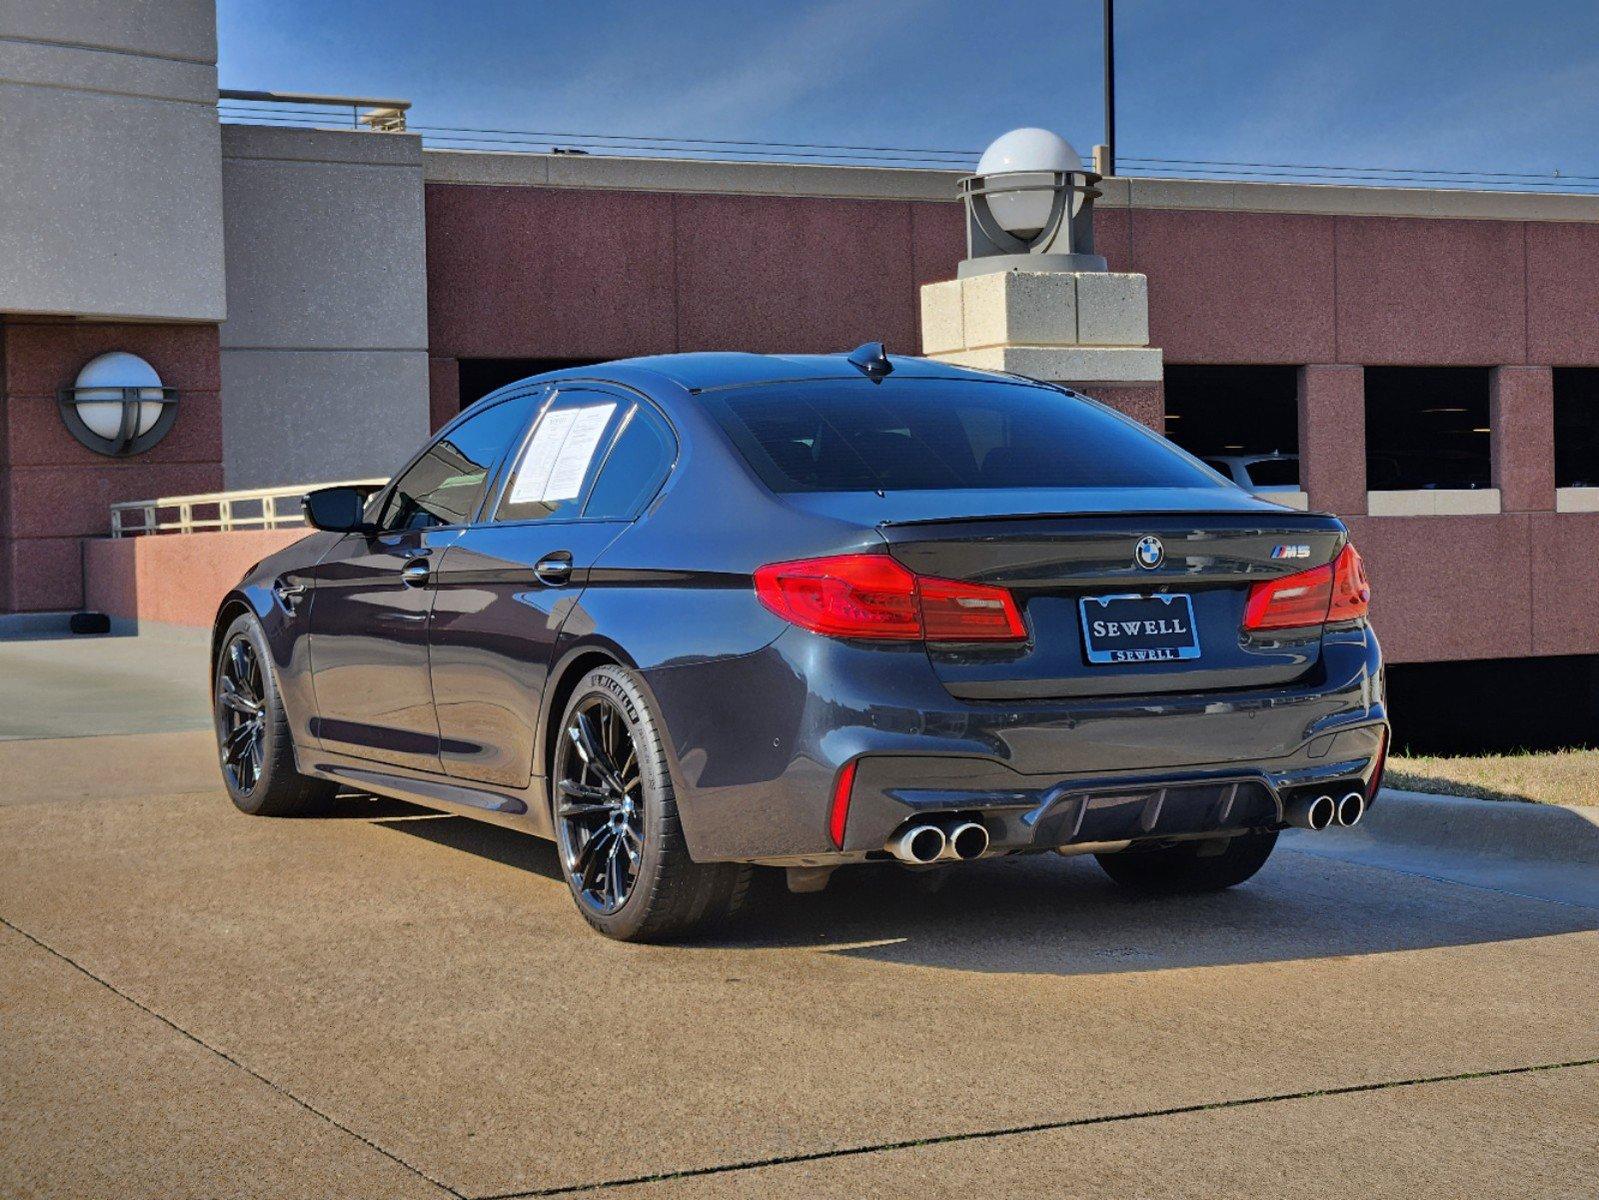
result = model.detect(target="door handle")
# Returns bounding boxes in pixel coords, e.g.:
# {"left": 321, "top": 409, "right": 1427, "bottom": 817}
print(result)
{"left": 400, "top": 560, "right": 432, "bottom": 588}
{"left": 533, "top": 552, "right": 573, "bottom": 586}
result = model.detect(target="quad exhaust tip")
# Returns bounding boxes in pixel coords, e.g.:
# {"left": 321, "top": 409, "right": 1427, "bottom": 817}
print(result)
{"left": 1336, "top": 791, "right": 1366, "bottom": 827}
{"left": 947, "top": 821, "right": 990, "bottom": 861}
{"left": 1284, "top": 793, "right": 1337, "bottom": 832}
{"left": 888, "top": 823, "right": 946, "bottom": 865}
{"left": 887, "top": 819, "right": 989, "bottom": 865}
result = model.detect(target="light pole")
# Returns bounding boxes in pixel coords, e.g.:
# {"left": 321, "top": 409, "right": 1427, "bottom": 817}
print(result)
{"left": 1103, "top": 0, "right": 1116, "bottom": 176}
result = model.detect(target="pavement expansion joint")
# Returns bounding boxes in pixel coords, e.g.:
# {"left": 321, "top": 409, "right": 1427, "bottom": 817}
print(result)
{"left": 474, "top": 1057, "right": 1599, "bottom": 1199}
{"left": 0, "top": 913, "right": 468, "bottom": 1200}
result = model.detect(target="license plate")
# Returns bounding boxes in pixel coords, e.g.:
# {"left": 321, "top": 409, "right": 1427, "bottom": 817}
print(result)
{"left": 1080, "top": 593, "right": 1201, "bottom": 664}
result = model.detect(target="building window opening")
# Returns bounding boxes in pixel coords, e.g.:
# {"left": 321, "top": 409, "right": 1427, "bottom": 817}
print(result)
{"left": 1364, "top": 367, "right": 1491, "bottom": 490}
{"left": 1554, "top": 368, "right": 1599, "bottom": 488}
{"left": 1161, "top": 365, "right": 1300, "bottom": 493}
{"left": 1387, "top": 655, "right": 1599, "bottom": 755}
{"left": 458, "top": 358, "right": 602, "bottom": 409}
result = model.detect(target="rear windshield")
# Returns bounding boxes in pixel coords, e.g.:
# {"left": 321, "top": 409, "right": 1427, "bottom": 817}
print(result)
{"left": 702, "top": 379, "right": 1224, "bottom": 493}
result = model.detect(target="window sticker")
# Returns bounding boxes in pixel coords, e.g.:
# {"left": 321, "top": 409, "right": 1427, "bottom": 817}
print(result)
{"left": 507, "top": 402, "right": 616, "bottom": 504}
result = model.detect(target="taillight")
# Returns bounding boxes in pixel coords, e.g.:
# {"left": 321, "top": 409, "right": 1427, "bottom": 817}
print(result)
{"left": 1243, "top": 543, "right": 1370, "bottom": 631}
{"left": 753, "top": 553, "right": 1026, "bottom": 642}
{"left": 1242, "top": 562, "right": 1333, "bottom": 630}
{"left": 1327, "top": 544, "right": 1371, "bottom": 623}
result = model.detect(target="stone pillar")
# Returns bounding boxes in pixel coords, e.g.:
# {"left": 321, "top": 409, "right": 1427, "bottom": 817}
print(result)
{"left": 219, "top": 125, "right": 430, "bottom": 488}
{"left": 1490, "top": 366, "right": 1555, "bottom": 512}
{"left": 920, "top": 270, "right": 1163, "bottom": 423}
{"left": 1298, "top": 365, "right": 1366, "bottom": 516}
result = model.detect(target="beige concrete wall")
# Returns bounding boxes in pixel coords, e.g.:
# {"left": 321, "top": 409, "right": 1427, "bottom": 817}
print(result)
{"left": 219, "top": 125, "right": 430, "bottom": 488}
{"left": 423, "top": 148, "right": 1599, "bottom": 223}
{"left": 0, "top": 0, "right": 226, "bottom": 321}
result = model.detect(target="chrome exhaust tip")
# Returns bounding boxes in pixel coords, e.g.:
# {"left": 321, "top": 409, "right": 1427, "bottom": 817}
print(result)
{"left": 947, "top": 821, "right": 990, "bottom": 861}
{"left": 887, "top": 824, "right": 946, "bottom": 865}
{"left": 1336, "top": 791, "right": 1366, "bottom": 827}
{"left": 1284, "top": 793, "right": 1337, "bottom": 832}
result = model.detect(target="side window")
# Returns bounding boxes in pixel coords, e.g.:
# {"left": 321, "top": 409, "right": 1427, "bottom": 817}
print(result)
{"left": 379, "top": 394, "right": 536, "bottom": 532}
{"left": 495, "top": 392, "right": 623, "bottom": 523}
{"left": 583, "top": 404, "right": 676, "bottom": 519}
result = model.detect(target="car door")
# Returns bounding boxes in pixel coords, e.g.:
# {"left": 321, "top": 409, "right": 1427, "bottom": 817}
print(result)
{"left": 304, "top": 394, "right": 537, "bottom": 772}
{"left": 428, "top": 388, "right": 677, "bottom": 788}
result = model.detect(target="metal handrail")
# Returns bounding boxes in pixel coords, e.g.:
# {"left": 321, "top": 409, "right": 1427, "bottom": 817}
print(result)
{"left": 110, "top": 480, "right": 386, "bottom": 538}
{"left": 218, "top": 89, "right": 411, "bottom": 132}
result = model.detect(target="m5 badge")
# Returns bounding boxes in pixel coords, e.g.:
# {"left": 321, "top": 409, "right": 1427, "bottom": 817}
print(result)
{"left": 1271, "top": 544, "right": 1311, "bottom": 559}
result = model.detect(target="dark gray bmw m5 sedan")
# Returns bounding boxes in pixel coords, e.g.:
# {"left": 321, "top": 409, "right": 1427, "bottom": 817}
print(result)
{"left": 211, "top": 344, "right": 1387, "bottom": 940}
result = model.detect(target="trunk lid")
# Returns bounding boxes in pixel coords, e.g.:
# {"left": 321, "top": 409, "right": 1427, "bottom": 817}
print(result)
{"left": 876, "top": 508, "right": 1347, "bottom": 700}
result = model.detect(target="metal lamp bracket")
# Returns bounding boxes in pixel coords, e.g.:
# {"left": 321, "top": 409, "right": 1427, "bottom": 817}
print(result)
{"left": 57, "top": 385, "right": 181, "bottom": 457}
{"left": 957, "top": 169, "right": 1109, "bottom": 277}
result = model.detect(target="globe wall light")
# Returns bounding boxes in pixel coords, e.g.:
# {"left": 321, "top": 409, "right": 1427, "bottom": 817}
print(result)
{"left": 57, "top": 352, "right": 179, "bottom": 456}
{"left": 957, "top": 127, "right": 1108, "bottom": 278}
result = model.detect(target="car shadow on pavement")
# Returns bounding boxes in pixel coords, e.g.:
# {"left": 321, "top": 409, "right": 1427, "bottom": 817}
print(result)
{"left": 725, "top": 852, "right": 1597, "bottom": 975}
{"left": 364, "top": 801, "right": 1596, "bottom": 976}
{"left": 357, "top": 799, "right": 567, "bottom": 881}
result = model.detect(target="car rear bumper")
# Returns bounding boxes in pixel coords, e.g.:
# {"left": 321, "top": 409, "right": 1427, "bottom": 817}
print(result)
{"left": 642, "top": 623, "right": 1386, "bottom": 865}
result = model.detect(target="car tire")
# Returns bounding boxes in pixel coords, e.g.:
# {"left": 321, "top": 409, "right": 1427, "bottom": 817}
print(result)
{"left": 1094, "top": 830, "right": 1278, "bottom": 894}
{"left": 214, "top": 613, "right": 338, "bottom": 817}
{"left": 552, "top": 664, "right": 751, "bottom": 942}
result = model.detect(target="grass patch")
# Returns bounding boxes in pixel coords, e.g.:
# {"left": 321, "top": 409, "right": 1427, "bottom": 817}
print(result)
{"left": 1386, "top": 748, "right": 1599, "bottom": 807}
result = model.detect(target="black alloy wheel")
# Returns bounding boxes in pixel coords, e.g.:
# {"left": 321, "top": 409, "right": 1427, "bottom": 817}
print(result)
{"left": 555, "top": 694, "right": 645, "bottom": 915}
{"left": 217, "top": 633, "right": 267, "bottom": 795}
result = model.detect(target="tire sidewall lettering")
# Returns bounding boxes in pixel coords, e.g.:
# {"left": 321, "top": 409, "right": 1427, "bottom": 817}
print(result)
{"left": 591, "top": 671, "right": 641, "bottom": 727}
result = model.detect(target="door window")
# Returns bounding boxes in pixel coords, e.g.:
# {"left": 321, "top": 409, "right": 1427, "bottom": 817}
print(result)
{"left": 379, "top": 394, "right": 538, "bottom": 532}
{"left": 494, "top": 392, "right": 625, "bottom": 523}
{"left": 583, "top": 405, "right": 676, "bottom": 519}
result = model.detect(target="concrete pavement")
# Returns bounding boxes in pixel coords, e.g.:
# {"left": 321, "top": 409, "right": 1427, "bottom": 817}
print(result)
{"left": 0, "top": 624, "right": 211, "bottom": 741}
{"left": 0, "top": 634, "right": 1595, "bottom": 1198}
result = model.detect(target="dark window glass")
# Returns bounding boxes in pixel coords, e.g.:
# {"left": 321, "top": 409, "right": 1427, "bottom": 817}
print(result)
{"left": 1554, "top": 369, "right": 1599, "bottom": 488}
{"left": 703, "top": 380, "right": 1222, "bottom": 493}
{"left": 1244, "top": 457, "right": 1300, "bottom": 487}
{"left": 494, "top": 392, "right": 624, "bottom": 523}
{"left": 584, "top": 405, "right": 675, "bottom": 519}
{"left": 1162, "top": 365, "right": 1300, "bottom": 459}
{"left": 379, "top": 395, "right": 535, "bottom": 531}
{"left": 1365, "top": 367, "right": 1491, "bottom": 490}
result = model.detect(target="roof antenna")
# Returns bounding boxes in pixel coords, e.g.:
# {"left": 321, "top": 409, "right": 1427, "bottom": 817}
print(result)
{"left": 847, "top": 341, "right": 893, "bottom": 383}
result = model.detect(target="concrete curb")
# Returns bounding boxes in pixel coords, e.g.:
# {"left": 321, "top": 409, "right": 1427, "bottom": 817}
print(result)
{"left": 1343, "top": 789, "right": 1599, "bottom": 866}
{"left": 1287, "top": 790, "right": 1599, "bottom": 908}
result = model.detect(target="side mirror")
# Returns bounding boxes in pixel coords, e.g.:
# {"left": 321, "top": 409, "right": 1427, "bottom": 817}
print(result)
{"left": 303, "top": 486, "right": 375, "bottom": 534}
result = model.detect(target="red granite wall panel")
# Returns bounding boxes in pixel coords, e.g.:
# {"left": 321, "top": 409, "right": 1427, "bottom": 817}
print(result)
{"left": 1128, "top": 209, "right": 1337, "bottom": 365}
{"left": 1, "top": 321, "right": 222, "bottom": 612}
{"left": 1334, "top": 217, "right": 1526, "bottom": 365}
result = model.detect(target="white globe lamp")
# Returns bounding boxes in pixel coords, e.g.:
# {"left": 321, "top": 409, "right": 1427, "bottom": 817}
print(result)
{"left": 975, "top": 128, "right": 1083, "bottom": 238}
{"left": 956, "top": 127, "right": 1107, "bottom": 278}
{"left": 57, "top": 351, "right": 180, "bottom": 456}
{"left": 73, "top": 353, "right": 165, "bottom": 440}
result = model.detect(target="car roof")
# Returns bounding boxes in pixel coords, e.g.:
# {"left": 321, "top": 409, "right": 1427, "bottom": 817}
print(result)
{"left": 493, "top": 350, "right": 1051, "bottom": 398}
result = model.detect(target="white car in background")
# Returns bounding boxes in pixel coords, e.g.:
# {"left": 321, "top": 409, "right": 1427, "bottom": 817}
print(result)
{"left": 1204, "top": 452, "right": 1302, "bottom": 500}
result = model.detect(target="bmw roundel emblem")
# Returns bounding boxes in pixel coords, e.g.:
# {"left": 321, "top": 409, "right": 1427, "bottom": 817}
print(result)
{"left": 1134, "top": 535, "right": 1164, "bottom": 570}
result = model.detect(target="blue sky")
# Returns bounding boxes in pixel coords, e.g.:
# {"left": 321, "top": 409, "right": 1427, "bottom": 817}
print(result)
{"left": 216, "top": 0, "right": 1599, "bottom": 183}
